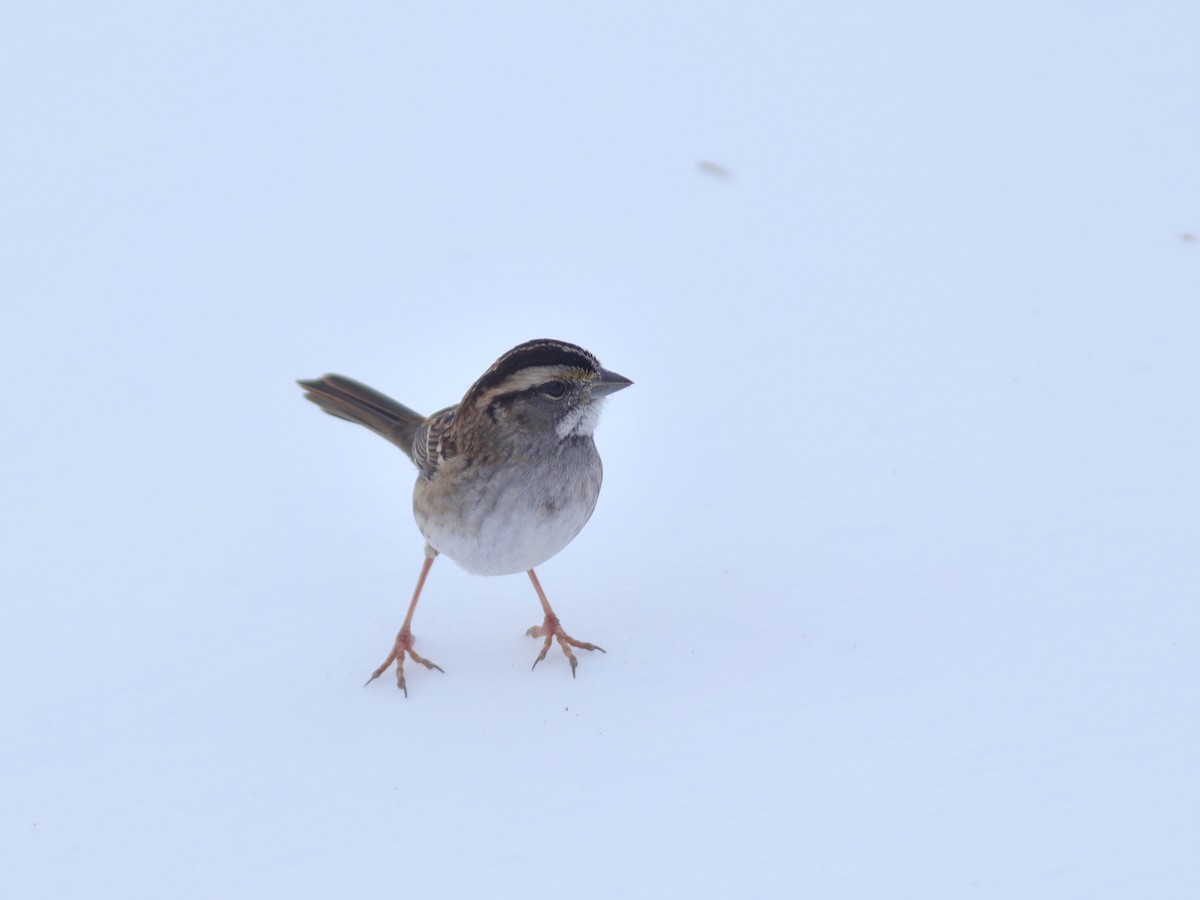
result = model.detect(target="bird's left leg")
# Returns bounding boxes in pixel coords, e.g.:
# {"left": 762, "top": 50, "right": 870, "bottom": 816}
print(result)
{"left": 525, "top": 569, "right": 605, "bottom": 677}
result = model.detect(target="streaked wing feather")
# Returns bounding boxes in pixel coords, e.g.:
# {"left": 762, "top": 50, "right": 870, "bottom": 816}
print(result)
{"left": 414, "top": 406, "right": 458, "bottom": 479}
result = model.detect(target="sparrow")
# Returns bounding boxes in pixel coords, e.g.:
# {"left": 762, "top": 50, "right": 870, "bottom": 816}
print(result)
{"left": 299, "top": 339, "right": 632, "bottom": 695}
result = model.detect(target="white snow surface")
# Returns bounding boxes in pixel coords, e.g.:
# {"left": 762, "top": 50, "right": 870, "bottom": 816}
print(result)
{"left": 4, "top": 3, "right": 1199, "bottom": 898}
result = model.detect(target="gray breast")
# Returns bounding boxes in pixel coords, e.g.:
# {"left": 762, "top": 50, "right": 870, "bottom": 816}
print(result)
{"left": 412, "top": 437, "right": 604, "bottom": 575}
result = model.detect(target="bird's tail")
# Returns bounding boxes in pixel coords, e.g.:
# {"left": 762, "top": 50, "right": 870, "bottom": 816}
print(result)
{"left": 298, "top": 374, "right": 424, "bottom": 459}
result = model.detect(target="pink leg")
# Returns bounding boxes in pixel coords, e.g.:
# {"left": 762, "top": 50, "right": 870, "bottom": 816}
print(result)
{"left": 365, "top": 554, "right": 443, "bottom": 697}
{"left": 525, "top": 569, "right": 605, "bottom": 678}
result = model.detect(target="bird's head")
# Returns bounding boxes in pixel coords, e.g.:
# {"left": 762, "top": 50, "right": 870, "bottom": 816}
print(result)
{"left": 463, "top": 339, "right": 632, "bottom": 442}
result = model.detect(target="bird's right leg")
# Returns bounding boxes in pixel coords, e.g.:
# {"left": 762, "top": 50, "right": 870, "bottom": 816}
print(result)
{"left": 366, "top": 550, "right": 443, "bottom": 697}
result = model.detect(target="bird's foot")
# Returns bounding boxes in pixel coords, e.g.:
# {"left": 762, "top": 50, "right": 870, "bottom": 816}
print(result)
{"left": 526, "top": 614, "right": 605, "bottom": 677}
{"left": 365, "top": 628, "right": 443, "bottom": 697}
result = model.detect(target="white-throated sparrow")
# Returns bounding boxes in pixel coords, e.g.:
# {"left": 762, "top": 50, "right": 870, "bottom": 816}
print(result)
{"left": 299, "top": 339, "right": 632, "bottom": 696}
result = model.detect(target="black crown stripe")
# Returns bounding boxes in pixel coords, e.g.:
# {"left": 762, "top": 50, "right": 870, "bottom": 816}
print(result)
{"left": 466, "top": 339, "right": 600, "bottom": 404}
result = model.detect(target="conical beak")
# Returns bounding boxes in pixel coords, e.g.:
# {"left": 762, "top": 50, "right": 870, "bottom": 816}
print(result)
{"left": 592, "top": 367, "right": 633, "bottom": 396}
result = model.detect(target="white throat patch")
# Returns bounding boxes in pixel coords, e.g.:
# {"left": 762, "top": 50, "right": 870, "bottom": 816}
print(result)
{"left": 556, "top": 398, "right": 603, "bottom": 439}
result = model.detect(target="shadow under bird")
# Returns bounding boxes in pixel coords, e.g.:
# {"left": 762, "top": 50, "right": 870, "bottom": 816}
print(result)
{"left": 298, "top": 338, "right": 632, "bottom": 696}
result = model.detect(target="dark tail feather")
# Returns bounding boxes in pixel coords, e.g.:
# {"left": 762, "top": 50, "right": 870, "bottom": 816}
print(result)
{"left": 298, "top": 374, "right": 424, "bottom": 459}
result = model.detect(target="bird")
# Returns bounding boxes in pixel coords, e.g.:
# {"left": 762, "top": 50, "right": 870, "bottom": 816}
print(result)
{"left": 298, "top": 339, "right": 632, "bottom": 696}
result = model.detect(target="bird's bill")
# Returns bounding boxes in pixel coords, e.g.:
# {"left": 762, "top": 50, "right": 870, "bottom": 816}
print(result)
{"left": 591, "top": 368, "right": 634, "bottom": 396}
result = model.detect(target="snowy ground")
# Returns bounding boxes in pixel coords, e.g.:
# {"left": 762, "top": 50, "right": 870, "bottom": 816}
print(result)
{"left": 4, "top": 3, "right": 1199, "bottom": 897}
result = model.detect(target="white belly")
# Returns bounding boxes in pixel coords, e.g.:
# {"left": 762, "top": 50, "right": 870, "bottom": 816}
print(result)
{"left": 412, "top": 447, "right": 603, "bottom": 576}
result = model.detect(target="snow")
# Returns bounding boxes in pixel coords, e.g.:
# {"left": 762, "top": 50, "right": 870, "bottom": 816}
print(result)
{"left": 3, "top": 3, "right": 1199, "bottom": 897}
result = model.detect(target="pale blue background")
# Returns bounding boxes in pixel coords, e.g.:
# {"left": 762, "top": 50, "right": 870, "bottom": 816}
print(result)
{"left": 4, "top": 3, "right": 1199, "bottom": 897}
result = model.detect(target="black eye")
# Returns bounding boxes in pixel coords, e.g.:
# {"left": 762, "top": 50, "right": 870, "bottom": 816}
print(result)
{"left": 543, "top": 380, "right": 567, "bottom": 398}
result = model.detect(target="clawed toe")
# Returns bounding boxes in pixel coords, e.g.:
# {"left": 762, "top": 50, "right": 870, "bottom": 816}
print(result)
{"left": 527, "top": 615, "right": 605, "bottom": 677}
{"left": 365, "top": 630, "right": 443, "bottom": 697}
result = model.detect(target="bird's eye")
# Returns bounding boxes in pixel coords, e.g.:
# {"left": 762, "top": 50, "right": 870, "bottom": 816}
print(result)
{"left": 543, "top": 380, "right": 567, "bottom": 398}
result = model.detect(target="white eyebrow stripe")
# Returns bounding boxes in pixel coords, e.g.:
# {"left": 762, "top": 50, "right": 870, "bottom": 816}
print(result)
{"left": 480, "top": 365, "right": 590, "bottom": 398}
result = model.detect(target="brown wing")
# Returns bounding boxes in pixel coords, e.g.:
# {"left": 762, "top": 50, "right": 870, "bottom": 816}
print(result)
{"left": 412, "top": 405, "right": 458, "bottom": 479}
